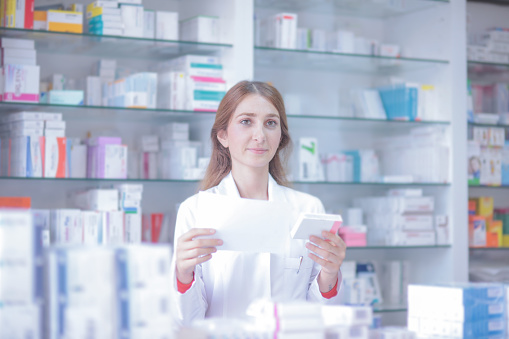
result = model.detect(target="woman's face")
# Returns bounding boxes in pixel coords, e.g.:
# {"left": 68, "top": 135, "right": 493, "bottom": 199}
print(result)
{"left": 217, "top": 94, "right": 282, "bottom": 172}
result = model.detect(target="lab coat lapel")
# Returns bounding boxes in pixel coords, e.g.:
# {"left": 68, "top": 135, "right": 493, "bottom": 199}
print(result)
{"left": 216, "top": 172, "right": 241, "bottom": 198}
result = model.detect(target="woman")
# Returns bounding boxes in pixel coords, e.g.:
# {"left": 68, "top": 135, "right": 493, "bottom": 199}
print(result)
{"left": 172, "top": 81, "right": 346, "bottom": 326}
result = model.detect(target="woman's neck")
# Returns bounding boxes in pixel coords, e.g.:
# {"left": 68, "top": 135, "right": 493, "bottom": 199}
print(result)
{"left": 231, "top": 166, "right": 269, "bottom": 200}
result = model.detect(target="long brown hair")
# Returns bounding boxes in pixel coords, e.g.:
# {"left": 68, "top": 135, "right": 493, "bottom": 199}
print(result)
{"left": 200, "top": 80, "right": 292, "bottom": 190}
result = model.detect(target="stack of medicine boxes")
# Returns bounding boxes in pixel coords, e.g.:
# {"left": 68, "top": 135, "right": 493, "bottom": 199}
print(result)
{"left": 86, "top": 1, "right": 123, "bottom": 36}
{"left": 0, "top": 111, "right": 66, "bottom": 178}
{"left": 157, "top": 55, "right": 226, "bottom": 112}
{"left": 0, "top": 38, "right": 40, "bottom": 104}
{"left": 46, "top": 245, "right": 173, "bottom": 338}
{"left": 408, "top": 283, "right": 506, "bottom": 338}
{"left": 0, "top": 210, "right": 46, "bottom": 338}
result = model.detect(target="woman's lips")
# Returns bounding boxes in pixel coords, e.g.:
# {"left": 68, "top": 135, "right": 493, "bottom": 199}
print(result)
{"left": 248, "top": 148, "right": 268, "bottom": 154}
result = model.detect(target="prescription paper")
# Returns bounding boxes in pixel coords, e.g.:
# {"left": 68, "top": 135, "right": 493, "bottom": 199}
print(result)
{"left": 195, "top": 192, "right": 297, "bottom": 254}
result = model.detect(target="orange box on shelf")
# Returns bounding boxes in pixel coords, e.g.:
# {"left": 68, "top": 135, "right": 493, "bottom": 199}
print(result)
{"left": 34, "top": 10, "right": 47, "bottom": 30}
{"left": 0, "top": 197, "right": 31, "bottom": 208}
{"left": 486, "top": 232, "right": 499, "bottom": 247}
{"left": 469, "top": 215, "right": 486, "bottom": 247}
{"left": 478, "top": 197, "right": 494, "bottom": 217}
{"left": 47, "top": 10, "right": 83, "bottom": 33}
{"left": 488, "top": 220, "right": 503, "bottom": 247}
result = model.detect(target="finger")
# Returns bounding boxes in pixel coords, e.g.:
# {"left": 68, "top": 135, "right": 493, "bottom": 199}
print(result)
{"left": 309, "top": 235, "right": 336, "bottom": 252}
{"left": 308, "top": 252, "right": 336, "bottom": 270}
{"left": 322, "top": 231, "right": 347, "bottom": 249}
{"left": 179, "top": 247, "right": 217, "bottom": 261}
{"left": 179, "top": 228, "right": 216, "bottom": 242}
{"left": 305, "top": 242, "right": 339, "bottom": 263}
{"left": 180, "top": 238, "right": 223, "bottom": 251}
{"left": 186, "top": 254, "right": 213, "bottom": 267}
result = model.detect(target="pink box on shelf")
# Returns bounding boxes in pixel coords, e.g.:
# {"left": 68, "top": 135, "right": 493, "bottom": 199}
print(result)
{"left": 339, "top": 226, "right": 367, "bottom": 247}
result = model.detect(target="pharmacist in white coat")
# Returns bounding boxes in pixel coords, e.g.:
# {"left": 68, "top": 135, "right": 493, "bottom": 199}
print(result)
{"left": 171, "top": 81, "right": 346, "bottom": 327}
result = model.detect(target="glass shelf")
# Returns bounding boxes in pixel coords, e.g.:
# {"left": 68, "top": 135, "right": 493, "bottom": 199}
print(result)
{"left": 0, "top": 102, "right": 451, "bottom": 127}
{"left": 288, "top": 114, "right": 449, "bottom": 125}
{"left": 0, "top": 177, "right": 451, "bottom": 187}
{"left": 255, "top": 0, "right": 448, "bottom": 18}
{"left": 469, "top": 247, "right": 509, "bottom": 251}
{"left": 467, "top": 121, "right": 509, "bottom": 128}
{"left": 469, "top": 184, "right": 509, "bottom": 189}
{"left": 0, "top": 177, "right": 201, "bottom": 183}
{"left": 348, "top": 245, "right": 451, "bottom": 249}
{"left": 373, "top": 305, "right": 407, "bottom": 313}
{"left": 0, "top": 102, "right": 217, "bottom": 123}
{"left": 468, "top": 61, "right": 509, "bottom": 75}
{"left": 255, "top": 47, "right": 448, "bottom": 74}
{"left": 0, "top": 28, "right": 231, "bottom": 60}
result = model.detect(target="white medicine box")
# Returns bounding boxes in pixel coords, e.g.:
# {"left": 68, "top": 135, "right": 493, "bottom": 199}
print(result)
{"left": 180, "top": 16, "right": 219, "bottom": 43}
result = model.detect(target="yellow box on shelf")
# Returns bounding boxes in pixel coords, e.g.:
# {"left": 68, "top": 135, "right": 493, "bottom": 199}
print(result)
{"left": 86, "top": 1, "right": 118, "bottom": 14}
{"left": 4, "top": 0, "right": 16, "bottom": 28}
{"left": 47, "top": 10, "right": 83, "bottom": 33}
{"left": 477, "top": 197, "right": 494, "bottom": 218}
{"left": 503, "top": 235, "right": 509, "bottom": 247}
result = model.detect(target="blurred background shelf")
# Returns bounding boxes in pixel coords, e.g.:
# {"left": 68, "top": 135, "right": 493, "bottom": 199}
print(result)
{"left": 0, "top": 28, "right": 232, "bottom": 60}
{"left": 254, "top": 0, "right": 449, "bottom": 18}
{"left": 255, "top": 47, "right": 448, "bottom": 75}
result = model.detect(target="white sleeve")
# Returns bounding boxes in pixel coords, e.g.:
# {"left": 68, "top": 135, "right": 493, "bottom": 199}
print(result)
{"left": 306, "top": 197, "right": 343, "bottom": 304}
{"left": 170, "top": 197, "right": 209, "bottom": 328}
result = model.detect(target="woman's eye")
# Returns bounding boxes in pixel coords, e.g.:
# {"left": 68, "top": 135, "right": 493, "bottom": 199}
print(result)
{"left": 240, "top": 119, "right": 250, "bottom": 125}
{"left": 266, "top": 120, "right": 278, "bottom": 126}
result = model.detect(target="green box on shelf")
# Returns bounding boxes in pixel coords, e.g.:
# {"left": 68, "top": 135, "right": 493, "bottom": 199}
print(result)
{"left": 495, "top": 208, "right": 509, "bottom": 234}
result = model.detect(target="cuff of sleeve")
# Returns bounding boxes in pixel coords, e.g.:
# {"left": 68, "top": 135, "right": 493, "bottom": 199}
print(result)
{"left": 320, "top": 277, "right": 338, "bottom": 299}
{"left": 177, "top": 273, "right": 194, "bottom": 294}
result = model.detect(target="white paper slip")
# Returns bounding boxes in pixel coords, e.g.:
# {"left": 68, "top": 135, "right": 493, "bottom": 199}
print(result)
{"left": 195, "top": 191, "right": 297, "bottom": 254}
{"left": 291, "top": 213, "right": 343, "bottom": 240}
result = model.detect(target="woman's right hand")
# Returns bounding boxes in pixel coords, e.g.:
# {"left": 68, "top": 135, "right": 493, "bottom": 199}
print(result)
{"left": 176, "top": 228, "right": 223, "bottom": 284}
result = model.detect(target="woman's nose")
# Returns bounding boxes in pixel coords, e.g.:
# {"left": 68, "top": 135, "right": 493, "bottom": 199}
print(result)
{"left": 252, "top": 123, "right": 266, "bottom": 142}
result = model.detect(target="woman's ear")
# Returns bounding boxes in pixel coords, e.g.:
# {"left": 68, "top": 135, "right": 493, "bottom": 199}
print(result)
{"left": 217, "top": 129, "right": 229, "bottom": 148}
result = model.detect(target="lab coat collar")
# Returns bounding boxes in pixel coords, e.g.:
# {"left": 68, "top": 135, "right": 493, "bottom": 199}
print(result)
{"left": 219, "top": 171, "right": 285, "bottom": 203}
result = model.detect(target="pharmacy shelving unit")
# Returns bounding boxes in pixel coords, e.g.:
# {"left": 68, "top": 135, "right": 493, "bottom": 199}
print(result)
{"left": 467, "top": 1, "right": 509, "bottom": 282}
{"left": 0, "top": 0, "right": 251, "bottom": 227}
{"left": 253, "top": 0, "right": 467, "bottom": 326}
{"left": 0, "top": 0, "right": 468, "bottom": 326}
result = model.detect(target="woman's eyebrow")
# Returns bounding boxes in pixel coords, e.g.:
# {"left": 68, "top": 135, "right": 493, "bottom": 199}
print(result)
{"left": 235, "top": 112, "right": 280, "bottom": 119}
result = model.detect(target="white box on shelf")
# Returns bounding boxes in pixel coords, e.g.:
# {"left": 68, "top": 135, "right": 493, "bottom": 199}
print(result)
{"left": 120, "top": 3, "right": 144, "bottom": 38}
{"left": 322, "top": 305, "right": 373, "bottom": 327}
{"left": 1, "top": 65, "right": 40, "bottom": 103}
{"left": 86, "top": 76, "right": 103, "bottom": 106}
{"left": 180, "top": 15, "right": 219, "bottom": 43}
{"left": 299, "top": 137, "right": 324, "bottom": 181}
{"left": 102, "top": 210, "right": 124, "bottom": 244}
{"left": 143, "top": 10, "right": 155, "bottom": 38}
{"left": 67, "top": 140, "right": 87, "bottom": 179}
{"left": 0, "top": 38, "right": 35, "bottom": 50}
{"left": 156, "top": 11, "right": 178, "bottom": 40}
{"left": 72, "top": 189, "right": 119, "bottom": 211}
{"left": 50, "top": 209, "right": 81, "bottom": 244}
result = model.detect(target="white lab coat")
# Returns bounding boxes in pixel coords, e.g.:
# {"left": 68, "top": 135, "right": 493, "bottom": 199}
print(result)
{"left": 171, "top": 172, "right": 342, "bottom": 327}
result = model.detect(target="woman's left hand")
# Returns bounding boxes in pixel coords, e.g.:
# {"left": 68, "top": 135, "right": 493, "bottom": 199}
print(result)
{"left": 306, "top": 231, "right": 347, "bottom": 291}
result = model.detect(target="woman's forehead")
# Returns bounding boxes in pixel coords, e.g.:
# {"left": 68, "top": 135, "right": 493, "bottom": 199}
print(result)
{"left": 234, "top": 94, "right": 279, "bottom": 117}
